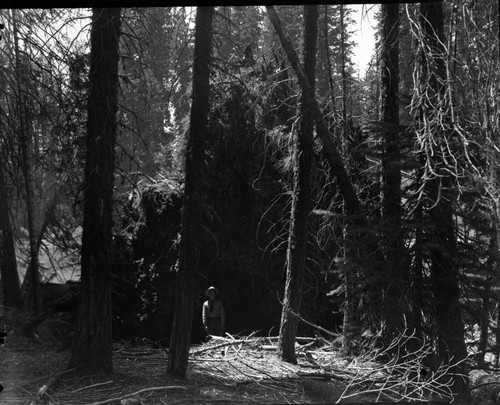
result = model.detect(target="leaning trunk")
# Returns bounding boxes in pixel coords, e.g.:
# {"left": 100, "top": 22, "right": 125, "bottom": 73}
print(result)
{"left": 265, "top": 6, "right": 361, "bottom": 218}
{"left": 278, "top": 5, "right": 317, "bottom": 364}
{"left": 266, "top": 5, "right": 365, "bottom": 355}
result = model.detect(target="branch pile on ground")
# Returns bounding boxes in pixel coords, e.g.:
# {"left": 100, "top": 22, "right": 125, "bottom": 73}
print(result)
{"left": 0, "top": 331, "right": 458, "bottom": 404}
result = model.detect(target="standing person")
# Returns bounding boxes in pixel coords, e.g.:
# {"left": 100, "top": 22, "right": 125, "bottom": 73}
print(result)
{"left": 202, "top": 286, "right": 225, "bottom": 336}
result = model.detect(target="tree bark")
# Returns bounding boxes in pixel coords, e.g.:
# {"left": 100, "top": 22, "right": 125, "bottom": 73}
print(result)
{"left": 0, "top": 160, "right": 22, "bottom": 309}
{"left": 167, "top": 6, "right": 214, "bottom": 379}
{"left": 418, "top": 3, "right": 470, "bottom": 404}
{"left": 278, "top": 5, "right": 318, "bottom": 365}
{"left": 69, "top": 7, "right": 121, "bottom": 373}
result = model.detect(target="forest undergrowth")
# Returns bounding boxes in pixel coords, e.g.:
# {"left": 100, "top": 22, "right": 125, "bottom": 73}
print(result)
{"left": 0, "top": 330, "right": 469, "bottom": 405}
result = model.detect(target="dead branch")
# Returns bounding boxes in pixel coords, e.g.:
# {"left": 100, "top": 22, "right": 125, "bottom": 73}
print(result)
{"left": 288, "top": 308, "right": 340, "bottom": 339}
{"left": 71, "top": 380, "right": 114, "bottom": 393}
{"left": 335, "top": 330, "right": 458, "bottom": 402}
{"left": 190, "top": 338, "right": 259, "bottom": 356}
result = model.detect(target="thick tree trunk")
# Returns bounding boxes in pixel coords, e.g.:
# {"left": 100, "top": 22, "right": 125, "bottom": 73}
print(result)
{"left": 11, "top": 9, "right": 41, "bottom": 316}
{"left": 379, "top": 3, "right": 405, "bottom": 343}
{"left": 278, "top": 5, "right": 317, "bottom": 365}
{"left": 167, "top": 6, "right": 214, "bottom": 379}
{"left": 69, "top": 7, "right": 121, "bottom": 373}
{"left": 0, "top": 161, "right": 22, "bottom": 309}
{"left": 419, "top": 3, "right": 470, "bottom": 404}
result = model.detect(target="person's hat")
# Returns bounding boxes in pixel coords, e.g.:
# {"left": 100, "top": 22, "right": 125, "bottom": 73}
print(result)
{"left": 205, "top": 286, "right": 219, "bottom": 296}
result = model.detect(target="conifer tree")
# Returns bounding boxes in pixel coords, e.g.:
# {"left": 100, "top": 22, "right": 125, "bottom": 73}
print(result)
{"left": 278, "top": 5, "right": 317, "bottom": 364}
{"left": 70, "top": 7, "right": 122, "bottom": 373}
{"left": 167, "top": 6, "right": 214, "bottom": 379}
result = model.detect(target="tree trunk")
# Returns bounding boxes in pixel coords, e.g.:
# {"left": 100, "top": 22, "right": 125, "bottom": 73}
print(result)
{"left": 167, "top": 6, "right": 214, "bottom": 379}
{"left": 265, "top": 6, "right": 361, "bottom": 218}
{"left": 339, "top": 5, "right": 348, "bottom": 156}
{"left": 69, "top": 7, "right": 121, "bottom": 373}
{"left": 266, "top": 5, "right": 365, "bottom": 356}
{"left": 412, "top": 193, "right": 424, "bottom": 341}
{"left": 478, "top": 281, "right": 490, "bottom": 368}
{"left": 495, "top": 228, "right": 500, "bottom": 369}
{"left": 0, "top": 160, "right": 22, "bottom": 309}
{"left": 11, "top": 9, "right": 41, "bottom": 316}
{"left": 379, "top": 3, "right": 405, "bottom": 343}
{"left": 323, "top": 6, "right": 337, "bottom": 115}
{"left": 337, "top": 8, "right": 360, "bottom": 351}
{"left": 428, "top": 175, "right": 470, "bottom": 405}
{"left": 418, "top": 3, "right": 470, "bottom": 404}
{"left": 278, "top": 5, "right": 317, "bottom": 365}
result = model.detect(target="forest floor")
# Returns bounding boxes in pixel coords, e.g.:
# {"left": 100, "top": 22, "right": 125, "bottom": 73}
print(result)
{"left": 0, "top": 333, "right": 373, "bottom": 405}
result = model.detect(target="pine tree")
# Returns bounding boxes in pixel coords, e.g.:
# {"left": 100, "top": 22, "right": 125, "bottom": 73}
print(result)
{"left": 411, "top": 3, "right": 470, "bottom": 402}
{"left": 70, "top": 7, "right": 122, "bottom": 373}
{"left": 278, "top": 5, "right": 317, "bottom": 364}
{"left": 167, "top": 6, "right": 214, "bottom": 379}
{"left": 378, "top": 3, "right": 406, "bottom": 344}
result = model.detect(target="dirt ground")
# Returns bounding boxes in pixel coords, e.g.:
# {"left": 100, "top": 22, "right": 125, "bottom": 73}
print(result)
{"left": 3, "top": 331, "right": 471, "bottom": 405}
{"left": 0, "top": 334, "right": 350, "bottom": 405}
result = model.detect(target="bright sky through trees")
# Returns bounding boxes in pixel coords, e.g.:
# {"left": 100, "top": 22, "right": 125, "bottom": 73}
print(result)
{"left": 165, "top": 6, "right": 377, "bottom": 77}
{"left": 350, "top": 4, "right": 378, "bottom": 76}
